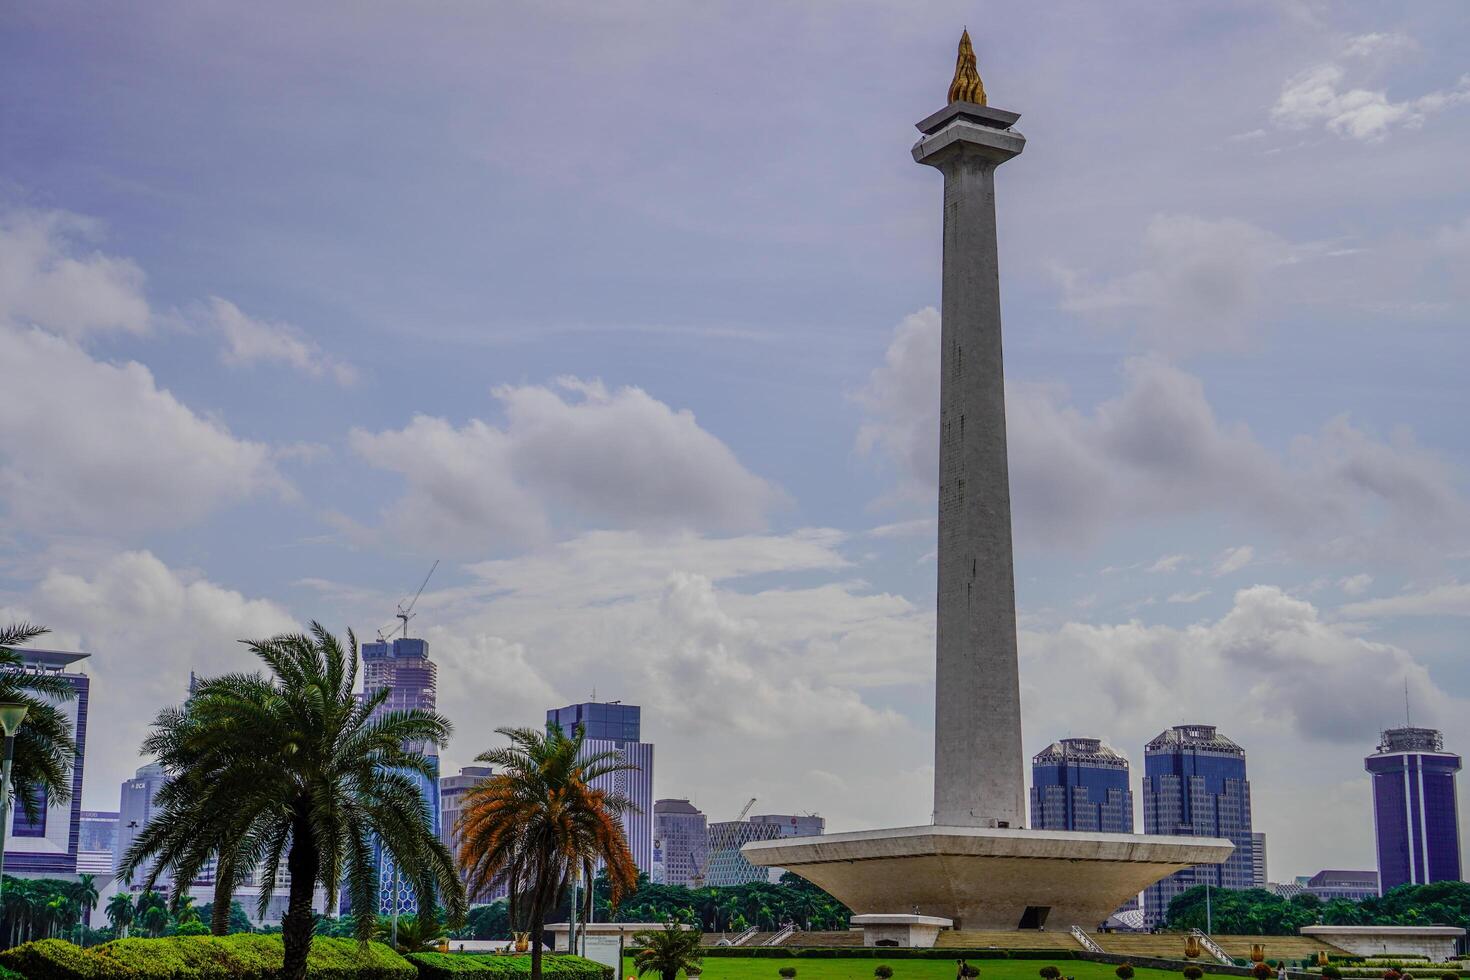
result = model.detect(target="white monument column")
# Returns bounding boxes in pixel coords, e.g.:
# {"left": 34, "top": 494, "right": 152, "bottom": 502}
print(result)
{"left": 912, "top": 30, "right": 1027, "bottom": 829}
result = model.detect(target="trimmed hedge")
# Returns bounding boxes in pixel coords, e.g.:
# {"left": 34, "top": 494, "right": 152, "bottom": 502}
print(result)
{"left": 700, "top": 949, "right": 1076, "bottom": 960}
{"left": 0, "top": 936, "right": 413, "bottom": 980}
{"left": 405, "top": 954, "right": 611, "bottom": 980}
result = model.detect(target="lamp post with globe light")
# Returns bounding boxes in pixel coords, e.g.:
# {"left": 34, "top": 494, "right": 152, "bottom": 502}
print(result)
{"left": 0, "top": 701, "right": 31, "bottom": 899}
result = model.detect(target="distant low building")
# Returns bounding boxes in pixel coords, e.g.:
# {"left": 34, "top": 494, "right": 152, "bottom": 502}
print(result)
{"left": 1304, "top": 869, "right": 1380, "bottom": 902}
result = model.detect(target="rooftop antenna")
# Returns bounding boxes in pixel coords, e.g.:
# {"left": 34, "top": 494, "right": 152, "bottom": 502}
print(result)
{"left": 377, "top": 560, "right": 439, "bottom": 642}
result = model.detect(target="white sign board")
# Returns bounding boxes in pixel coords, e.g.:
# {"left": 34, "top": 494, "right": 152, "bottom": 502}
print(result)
{"left": 580, "top": 935, "right": 624, "bottom": 974}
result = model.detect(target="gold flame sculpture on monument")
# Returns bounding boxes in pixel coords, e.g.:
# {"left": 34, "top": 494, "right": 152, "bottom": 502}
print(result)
{"left": 740, "top": 32, "right": 1235, "bottom": 942}
{"left": 947, "top": 29, "right": 987, "bottom": 106}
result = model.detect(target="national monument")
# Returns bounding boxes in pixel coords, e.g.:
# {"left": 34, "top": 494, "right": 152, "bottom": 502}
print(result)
{"left": 742, "top": 31, "right": 1233, "bottom": 940}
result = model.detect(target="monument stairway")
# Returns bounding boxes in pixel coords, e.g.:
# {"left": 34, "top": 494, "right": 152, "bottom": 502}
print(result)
{"left": 1091, "top": 933, "right": 1348, "bottom": 961}
{"left": 936, "top": 930, "right": 1090, "bottom": 950}
{"left": 764, "top": 924, "right": 798, "bottom": 946}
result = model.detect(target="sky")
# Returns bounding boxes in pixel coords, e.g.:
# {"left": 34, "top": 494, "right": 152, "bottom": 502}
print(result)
{"left": 1, "top": 0, "right": 1469, "bottom": 883}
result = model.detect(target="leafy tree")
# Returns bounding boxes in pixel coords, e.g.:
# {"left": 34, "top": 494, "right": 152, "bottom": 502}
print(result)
{"left": 196, "top": 900, "right": 253, "bottom": 935}
{"left": 456, "top": 723, "right": 639, "bottom": 980}
{"left": 632, "top": 921, "right": 703, "bottom": 980}
{"left": 72, "top": 874, "right": 99, "bottom": 932}
{"left": 123, "top": 624, "right": 465, "bottom": 980}
{"left": 452, "top": 901, "right": 511, "bottom": 941}
{"left": 0, "top": 624, "right": 81, "bottom": 826}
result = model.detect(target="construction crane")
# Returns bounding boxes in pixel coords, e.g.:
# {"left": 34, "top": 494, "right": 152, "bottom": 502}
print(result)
{"left": 376, "top": 560, "right": 439, "bottom": 642}
{"left": 692, "top": 796, "right": 757, "bottom": 890}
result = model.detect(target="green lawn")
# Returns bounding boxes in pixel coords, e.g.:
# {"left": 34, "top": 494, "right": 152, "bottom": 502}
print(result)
{"left": 619, "top": 960, "right": 1187, "bottom": 980}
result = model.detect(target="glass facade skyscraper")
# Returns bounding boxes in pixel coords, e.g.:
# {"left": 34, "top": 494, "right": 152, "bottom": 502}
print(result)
{"left": 547, "top": 701, "right": 654, "bottom": 873}
{"left": 1365, "top": 727, "right": 1462, "bottom": 893}
{"left": 1030, "top": 737, "right": 1133, "bottom": 833}
{"left": 1141, "top": 724, "right": 1255, "bottom": 927}
{"left": 652, "top": 799, "right": 708, "bottom": 887}
{"left": 361, "top": 637, "right": 440, "bottom": 915}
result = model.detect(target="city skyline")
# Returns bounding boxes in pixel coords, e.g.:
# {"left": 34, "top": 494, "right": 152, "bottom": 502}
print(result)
{"left": 3, "top": 2, "right": 1470, "bottom": 885}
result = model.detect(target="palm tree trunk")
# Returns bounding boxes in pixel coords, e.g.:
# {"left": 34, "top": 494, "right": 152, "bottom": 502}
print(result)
{"left": 211, "top": 859, "right": 234, "bottom": 936}
{"left": 282, "top": 813, "right": 320, "bottom": 980}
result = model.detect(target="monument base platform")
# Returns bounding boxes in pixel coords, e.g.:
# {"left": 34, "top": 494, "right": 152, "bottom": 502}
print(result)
{"left": 743, "top": 825, "right": 1233, "bottom": 931}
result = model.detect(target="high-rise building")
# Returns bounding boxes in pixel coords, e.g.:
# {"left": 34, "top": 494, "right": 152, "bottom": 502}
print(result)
{"left": 704, "top": 819, "right": 782, "bottom": 887}
{"left": 114, "top": 762, "right": 168, "bottom": 889}
{"left": 78, "top": 810, "right": 120, "bottom": 877}
{"left": 439, "top": 765, "right": 500, "bottom": 901}
{"left": 361, "top": 636, "right": 441, "bottom": 914}
{"left": 547, "top": 701, "right": 654, "bottom": 873}
{"left": 3, "top": 648, "right": 90, "bottom": 879}
{"left": 1251, "top": 833, "right": 1268, "bottom": 888}
{"left": 1142, "top": 725, "right": 1255, "bottom": 926}
{"left": 1030, "top": 738, "right": 1133, "bottom": 833}
{"left": 653, "top": 799, "right": 707, "bottom": 887}
{"left": 1365, "top": 727, "right": 1462, "bottom": 893}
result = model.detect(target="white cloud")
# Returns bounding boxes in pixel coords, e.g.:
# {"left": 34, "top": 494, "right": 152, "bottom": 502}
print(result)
{"left": 0, "top": 209, "right": 150, "bottom": 339}
{"left": 1148, "top": 553, "right": 1188, "bottom": 574}
{"left": 17, "top": 550, "right": 298, "bottom": 803}
{"left": 0, "top": 325, "right": 286, "bottom": 535}
{"left": 1340, "top": 581, "right": 1470, "bottom": 619}
{"left": 1058, "top": 214, "right": 1294, "bottom": 352}
{"left": 1271, "top": 62, "right": 1470, "bottom": 142}
{"left": 1167, "top": 589, "right": 1211, "bottom": 604}
{"left": 350, "top": 378, "right": 783, "bottom": 553}
{"left": 207, "top": 297, "right": 357, "bottom": 385}
{"left": 1340, "top": 33, "right": 1415, "bottom": 60}
{"left": 1338, "top": 573, "right": 1373, "bottom": 596}
{"left": 856, "top": 311, "right": 1470, "bottom": 559}
{"left": 1214, "top": 545, "right": 1255, "bottom": 577}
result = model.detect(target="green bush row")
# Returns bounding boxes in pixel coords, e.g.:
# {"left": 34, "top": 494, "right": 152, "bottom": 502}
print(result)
{"left": 405, "top": 953, "right": 610, "bottom": 980}
{"left": 0, "top": 936, "right": 414, "bottom": 980}
{"left": 698, "top": 948, "right": 1078, "bottom": 960}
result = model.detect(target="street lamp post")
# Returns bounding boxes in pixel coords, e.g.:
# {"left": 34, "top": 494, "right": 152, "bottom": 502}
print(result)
{"left": 0, "top": 701, "right": 32, "bottom": 902}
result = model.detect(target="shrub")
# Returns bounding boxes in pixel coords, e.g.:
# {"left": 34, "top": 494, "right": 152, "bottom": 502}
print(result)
{"left": 0, "top": 939, "right": 113, "bottom": 980}
{"left": 778, "top": 969, "right": 797, "bottom": 979}
{"left": 1252, "top": 965, "right": 1273, "bottom": 980}
{"left": 1116, "top": 967, "right": 1135, "bottom": 980}
{"left": 1440, "top": 974, "right": 1459, "bottom": 980}
{"left": 1322, "top": 968, "right": 1342, "bottom": 980}
{"left": 0, "top": 935, "right": 418, "bottom": 980}
{"left": 406, "top": 953, "right": 611, "bottom": 980}
{"left": 1040, "top": 968, "right": 1061, "bottom": 980}
{"left": 1183, "top": 968, "right": 1204, "bottom": 980}
{"left": 962, "top": 965, "right": 980, "bottom": 979}
{"left": 874, "top": 967, "right": 893, "bottom": 979}
{"left": 0, "top": 965, "right": 24, "bottom": 980}
{"left": 1383, "top": 971, "right": 1402, "bottom": 980}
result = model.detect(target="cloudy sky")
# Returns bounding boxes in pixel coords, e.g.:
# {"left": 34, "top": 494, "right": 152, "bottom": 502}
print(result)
{"left": 3, "top": 1, "right": 1469, "bottom": 882}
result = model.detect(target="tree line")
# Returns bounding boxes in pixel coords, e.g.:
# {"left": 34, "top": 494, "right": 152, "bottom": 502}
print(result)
{"left": 1165, "top": 881, "right": 1470, "bottom": 935}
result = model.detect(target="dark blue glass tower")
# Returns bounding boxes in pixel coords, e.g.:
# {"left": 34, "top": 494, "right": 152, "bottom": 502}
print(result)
{"left": 1365, "top": 727, "right": 1462, "bottom": 893}
{"left": 546, "top": 701, "right": 653, "bottom": 873}
{"left": 1141, "top": 725, "right": 1255, "bottom": 926}
{"left": 1030, "top": 737, "right": 1133, "bottom": 833}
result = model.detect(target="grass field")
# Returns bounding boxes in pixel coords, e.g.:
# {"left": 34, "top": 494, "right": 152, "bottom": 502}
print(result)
{"left": 618, "top": 959, "right": 1188, "bottom": 980}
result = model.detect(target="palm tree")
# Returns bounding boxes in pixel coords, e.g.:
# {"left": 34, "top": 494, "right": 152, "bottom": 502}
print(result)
{"left": 632, "top": 922, "right": 703, "bottom": 980}
{"left": 457, "top": 724, "right": 640, "bottom": 980}
{"left": 71, "top": 873, "right": 98, "bottom": 941}
{"left": 123, "top": 623, "right": 465, "bottom": 980}
{"left": 105, "top": 891, "right": 134, "bottom": 938}
{"left": 0, "top": 624, "right": 81, "bottom": 826}
{"left": 390, "top": 912, "right": 447, "bottom": 953}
